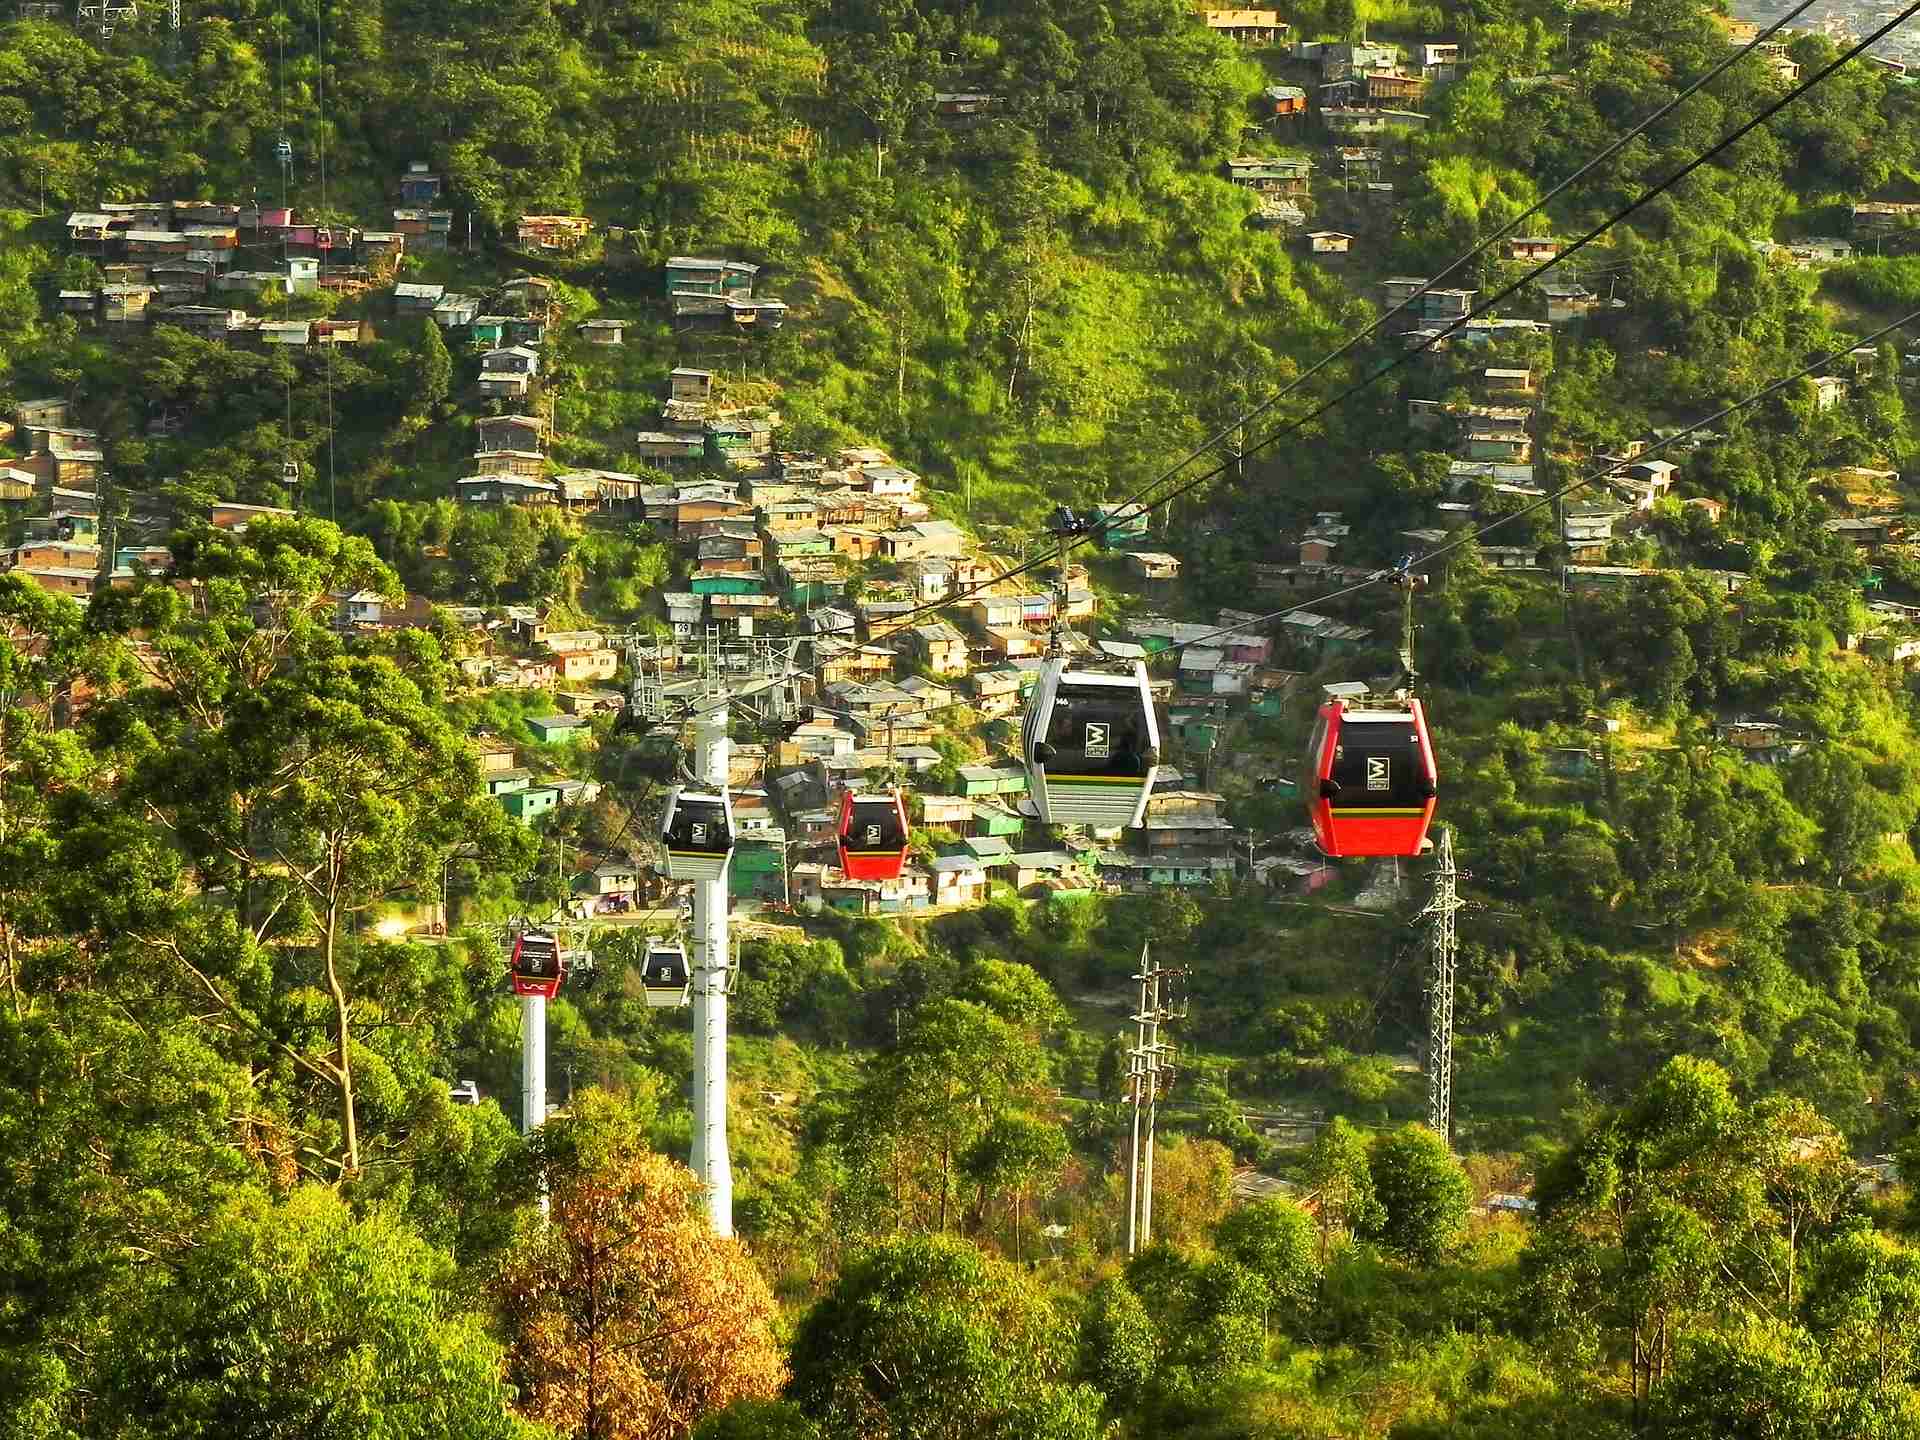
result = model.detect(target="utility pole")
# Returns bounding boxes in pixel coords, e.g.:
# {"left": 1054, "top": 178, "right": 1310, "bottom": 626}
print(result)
{"left": 1124, "top": 942, "right": 1186, "bottom": 1253}
{"left": 1420, "top": 826, "right": 1462, "bottom": 1144}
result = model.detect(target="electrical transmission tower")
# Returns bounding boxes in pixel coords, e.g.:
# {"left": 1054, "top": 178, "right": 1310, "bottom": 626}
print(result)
{"left": 626, "top": 629, "right": 807, "bottom": 1237}
{"left": 1124, "top": 942, "right": 1187, "bottom": 1254}
{"left": 1419, "top": 826, "right": 1462, "bottom": 1144}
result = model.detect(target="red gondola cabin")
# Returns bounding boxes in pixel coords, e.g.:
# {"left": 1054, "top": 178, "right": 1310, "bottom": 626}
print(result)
{"left": 510, "top": 928, "right": 566, "bottom": 999}
{"left": 838, "top": 788, "right": 910, "bottom": 881}
{"left": 1305, "top": 698, "right": 1437, "bottom": 857}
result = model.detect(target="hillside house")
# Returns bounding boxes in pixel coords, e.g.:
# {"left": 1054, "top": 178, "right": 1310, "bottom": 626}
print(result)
{"left": 1562, "top": 502, "right": 1629, "bottom": 559}
{"left": 929, "top": 855, "right": 989, "bottom": 908}
{"left": 907, "top": 620, "right": 970, "bottom": 676}
{"left": 670, "top": 368, "right": 715, "bottom": 404}
{"left": 398, "top": 162, "right": 440, "bottom": 203}
{"left": 634, "top": 431, "right": 706, "bottom": 465}
{"left": 1482, "top": 367, "right": 1535, "bottom": 395}
{"left": 1225, "top": 155, "right": 1312, "bottom": 195}
{"left": 576, "top": 318, "right": 628, "bottom": 345}
{"left": 1323, "top": 106, "right": 1429, "bottom": 135}
{"left": 392, "top": 209, "right": 453, "bottom": 250}
{"left": 516, "top": 215, "right": 593, "bottom": 252}
{"left": 967, "top": 667, "right": 1030, "bottom": 720}
{"left": 1812, "top": 375, "right": 1849, "bottom": 411}
{"left": 18, "top": 567, "right": 96, "bottom": 599}
{"left": 1127, "top": 551, "right": 1182, "bottom": 581}
{"left": 209, "top": 501, "right": 294, "bottom": 531}
{"left": 861, "top": 464, "right": 919, "bottom": 498}
{"left": 480, "top": 342, "right": 539, "bottom": 376}
{"left": 553, "top": 648, "right": 619, "bottom": 683}
{"left": 708, "top": 415, "right": 775, "bottom": 462}
{"left": 1420, "top": 40, "right": 1461, "bottom": 76}
{"left": 455, "top": 475, "right": 560, "bottom": 506}
{"left": 1825, "top": 516, "right": 1894, "bottom": 549}
{"left": 881, "top": 520, "right": 967, "bottom": 560}
{"left": 932, "top": 92, "right": 996, "bottom": 122}
{"left": 664, "top": 256, "right": 760, "bottom": 297}
{"left": 1306, "top": 231, "right": 1353, "bottom": 255}
{"left": 1462, "top": 421, "right": 1531, "bottom": 463}
{"left": 1264, "top": 84, "right": 1308, "bottom": 116}
{"left": 1320, "top": 40, "right": 1400, "bottom": 74}
{"left": 1613, "top": 458, "right": 1678, "bottom": 509}
{"left": 394, "top": 282, "right": 444, "bottom": 314}
{"left": 476, "top": 414, "right": 546, "bottom": 453}
{"left": 1201, "top": 8, "right": 1288, "bottom": 44}
{"left": 430, "top": 293, "right": 479, "bottom": 329}
{"left": 1540, "top": 281, "right": 1598, "bottom": 322}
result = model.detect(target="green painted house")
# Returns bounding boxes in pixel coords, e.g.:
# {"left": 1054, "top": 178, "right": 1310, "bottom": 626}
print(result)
{"left": 500, "top": 785, "right": 561, "bottom": 821}
{"left": 730, "top": 835, "right": 787, "bottom": 901}
{"left": 527, "top": 715, "right": 591, "bottom": 745}
{"left": 690, "top": 572, "right": 765, "bottom": 597}
{"left": 971, "top": 801, "right": 1025, "bottom": 838}
{"left": 955, "top": 764, "right": 1028, "bottom": 798}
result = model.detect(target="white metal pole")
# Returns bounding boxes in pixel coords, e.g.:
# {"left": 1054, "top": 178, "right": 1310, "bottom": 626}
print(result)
{"left": 691, "top": 705, "right": 733, "bottom": 1235}
{"left": 521, "top": 991, "right": 548, "bottom": 1217}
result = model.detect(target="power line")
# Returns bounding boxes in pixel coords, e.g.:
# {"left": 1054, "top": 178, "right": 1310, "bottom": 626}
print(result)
{"left": 1097, "top": 3, "right": 1920, "bottom": 546}
{"left": 674, "top": 5, "right": 1893, "bottom": 721}
{"left": 667, "top": 311, "right": 1920, "bottom": 741}
{"left": 1091, "top": 0, "right": 1823, "bottom": 537}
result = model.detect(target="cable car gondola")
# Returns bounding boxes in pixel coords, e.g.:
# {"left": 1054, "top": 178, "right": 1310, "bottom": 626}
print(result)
{"left": 1023, "top": 659, "right": 1161, "bottom": 828}
{"left": 641, "top": 941, "right": 691, "bottom": 1008}
{"left": 1304, "top": 696, "right": 1438, "bottom": 858}
{"left": 660, "top": 786, "right": 734, "bottom": 881}
{"left": 510, "top": 928, "right": 565, "bottom": 999}
{"left": 838, "top": 788, "right": 910, "bottom": 881}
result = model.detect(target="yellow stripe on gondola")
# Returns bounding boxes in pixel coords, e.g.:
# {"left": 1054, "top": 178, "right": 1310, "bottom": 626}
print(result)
{"left": 844, "top": 850, "right": 904, "bottom": 857}
{"left": 1329, "top": 807, "right": 1429, "bottom": 816}
{"left": 1049, "top": 774, "right": 1151, "bottom": 784}
{"left": 668, "top": 849, "right": 731, "bottom": 856}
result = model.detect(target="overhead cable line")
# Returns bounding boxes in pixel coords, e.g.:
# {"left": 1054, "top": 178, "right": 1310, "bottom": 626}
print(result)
{"left": 1091, "top": 0, "right": 1820, "bottom": 530}
{"left": 1095, "top": 1, "right": 1920, "bottom": 541}
{"left": 671, "top": 4, "right": 1905, "bottom": 722}
{"left": 676, "top": 314, "right": 1920, "bottom": 741}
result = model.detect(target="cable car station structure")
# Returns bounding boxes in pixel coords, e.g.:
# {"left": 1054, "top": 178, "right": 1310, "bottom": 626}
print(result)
{"left": 626, "top": 629, "right": 807, "bottom": 1237}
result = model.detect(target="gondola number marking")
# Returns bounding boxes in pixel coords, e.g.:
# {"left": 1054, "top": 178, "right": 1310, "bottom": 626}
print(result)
{"left": 1366, "top": 757, "right": 1390, "bottom": 792}
{"left": 1085, "top": 722, "right": 1111, "bottom": 759}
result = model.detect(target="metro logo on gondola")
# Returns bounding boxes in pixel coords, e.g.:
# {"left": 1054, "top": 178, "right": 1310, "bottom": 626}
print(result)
{"left": 1084, "top": 722, "right": 1111, "bottom": 758}
{"left": 1367, "top": 756, "right": 1390, "bottom": 791}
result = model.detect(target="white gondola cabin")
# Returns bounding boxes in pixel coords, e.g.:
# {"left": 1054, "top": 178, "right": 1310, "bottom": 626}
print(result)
{"left": 661, "top": 786, "right": 734, "bottom": 881}
{"left": 510, "top": 928, "right": 565, "bottom": 999}
{"left": 1022, "top": 659, "right": 1161, "bottom": 828}
{"left": 641, "top": 942, "right": 692, "bottom": 1007}
{"left": 838, "top": 788, "right": 910, "bottom": 881}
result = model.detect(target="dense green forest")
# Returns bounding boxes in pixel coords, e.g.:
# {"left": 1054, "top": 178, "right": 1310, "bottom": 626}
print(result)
{"left": 14, "top": 0, "right": 1920, "bottom": 1432}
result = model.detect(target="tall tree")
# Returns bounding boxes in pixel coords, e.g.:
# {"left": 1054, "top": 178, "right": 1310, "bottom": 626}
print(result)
{"left": 93, "top": 1187, "right": 537, "bottom": 1439}
{"left": 500, "top": 1098, "right": 786, "bottom": 1440}
{"left": 788, "top": 1234, "right": 1102, "bottom": 1440}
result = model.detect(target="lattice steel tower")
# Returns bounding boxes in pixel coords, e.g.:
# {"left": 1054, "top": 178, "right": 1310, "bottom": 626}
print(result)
{"left": 1420, "top": 826, "right": 1461, "bottom": 1143}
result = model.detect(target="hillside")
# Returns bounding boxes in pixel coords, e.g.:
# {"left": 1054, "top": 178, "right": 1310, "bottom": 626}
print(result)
{"left": 8, "top": 0, "right": 1920, "bottom": 1433}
